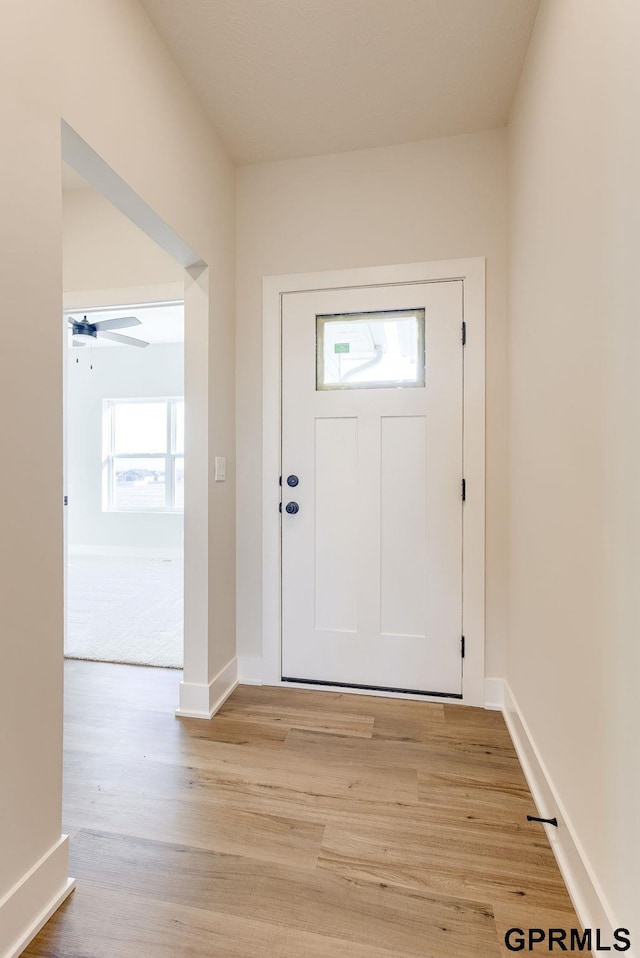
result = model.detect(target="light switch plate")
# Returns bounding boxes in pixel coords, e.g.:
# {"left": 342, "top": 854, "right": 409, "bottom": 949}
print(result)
{"left": 214, "top": 456, "right": 226, "bottom": 482}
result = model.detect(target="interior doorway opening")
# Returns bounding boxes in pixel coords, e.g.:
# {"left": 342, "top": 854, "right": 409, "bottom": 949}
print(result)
{"left": 63, "top": 300, "right": 185, "bottom": 670}
{"left": 61, "top": 121, "right": 212, "bottom": 716}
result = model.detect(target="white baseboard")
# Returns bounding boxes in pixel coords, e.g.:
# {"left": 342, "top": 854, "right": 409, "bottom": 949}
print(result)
{"left": 176, "top": 656, "right": 238, "bottom": 719}
{"left": 238, "top": 655, "right": 263, "bottom": 685}
{"left": 502, "top": 682, "right": 624, "bottom": 950}
{"left": 0, "top": 836, "right": 75, "bottom": 958}
{"left": 68, "top": 545, "right": 183, "bottom": 559}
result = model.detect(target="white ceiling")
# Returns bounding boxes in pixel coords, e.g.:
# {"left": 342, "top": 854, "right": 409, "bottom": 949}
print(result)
{"left": 65, "top": 302, "right": 184, "bottom": 348}
{"left": 139, "top": 0, "right": 540, "bottom": 164}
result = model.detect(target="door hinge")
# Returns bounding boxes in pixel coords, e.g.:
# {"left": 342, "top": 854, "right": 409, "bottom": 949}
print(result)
{"left": 461, "top": 635, "right": 465, "bottom": 659}
{"left": 279, "top": 502, "right": 282, "bottom": 513}
{"left": 462, "top": 321, "right": 466, "bottom": 346}
{"left": 461, "top": 478, "right": 466, "bottom": 501}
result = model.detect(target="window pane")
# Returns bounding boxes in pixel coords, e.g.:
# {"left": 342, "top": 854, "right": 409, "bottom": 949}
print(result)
{"left": 317, "top": 309, "right": 425, "bottom": 390}
{"left": 174, "top": 457, "right": 184, "bottom": 511}
{"left": 112, "top": 457, "right": 166, "bottom": 510}
{"left": 175, "top": 401, "right": 184, "bottom": 455}
{"left": 114, "top": 402, "right": 167, "bottom": 454}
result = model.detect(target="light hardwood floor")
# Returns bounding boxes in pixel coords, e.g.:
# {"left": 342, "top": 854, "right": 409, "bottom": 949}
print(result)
{"left": 25, "top": 661, "right": 579, "bottom": 957}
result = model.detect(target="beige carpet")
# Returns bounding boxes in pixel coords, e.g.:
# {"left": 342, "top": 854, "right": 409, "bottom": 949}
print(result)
{"left": 65, "top": 554, "right": 183, "bottom": 669}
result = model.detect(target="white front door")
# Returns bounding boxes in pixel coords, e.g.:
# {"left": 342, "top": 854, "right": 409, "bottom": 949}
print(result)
{"left": 281, "top": 281, "right": 464, "bottom": 697}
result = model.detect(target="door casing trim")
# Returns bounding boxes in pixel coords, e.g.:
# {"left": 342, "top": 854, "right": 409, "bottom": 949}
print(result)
{"left": 262, "top": 259, "right": 485, "bottom": 706}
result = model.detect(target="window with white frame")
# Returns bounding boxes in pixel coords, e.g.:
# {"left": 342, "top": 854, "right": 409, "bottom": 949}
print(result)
{"left": 102, "top": 398, "right": 184, "bottom": 512}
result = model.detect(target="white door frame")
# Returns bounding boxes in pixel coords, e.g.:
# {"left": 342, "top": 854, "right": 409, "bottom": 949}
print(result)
{"left": 262, "top": 258, "right": 486, "bottom": 707}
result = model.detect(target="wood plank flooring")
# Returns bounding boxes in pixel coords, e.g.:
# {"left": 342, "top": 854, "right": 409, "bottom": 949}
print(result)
{"left": 25, "top": 661, "right": 579, "bottom": 957}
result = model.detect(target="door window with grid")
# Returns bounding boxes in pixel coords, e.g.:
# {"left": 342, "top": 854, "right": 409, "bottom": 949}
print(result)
{"left": 103, "top": 398, "right": 184, "bottom": 512}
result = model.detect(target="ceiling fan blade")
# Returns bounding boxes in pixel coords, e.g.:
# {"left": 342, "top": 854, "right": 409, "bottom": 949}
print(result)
{"left": 91, "top": 316, "right": 141, "bottom": 331}
{"left": 98, "top": 331, "right": 149, "bottom": 348}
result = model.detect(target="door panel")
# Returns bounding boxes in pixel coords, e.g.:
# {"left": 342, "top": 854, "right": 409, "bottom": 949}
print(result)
{"left": 380, "top": 416, "right": 427, "bottom": 637}
{"left": 281, "top": 281, "right": 463, "bottom": 696}
{"left": 314, "top": 417, "right": 358, "bottom": 633}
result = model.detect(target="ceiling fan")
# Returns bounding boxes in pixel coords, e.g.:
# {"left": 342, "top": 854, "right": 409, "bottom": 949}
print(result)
{"left": 68, "top": 315, "right": 149, "bottom": 348}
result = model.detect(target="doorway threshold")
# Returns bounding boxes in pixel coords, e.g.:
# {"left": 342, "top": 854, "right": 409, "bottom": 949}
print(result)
{"left": 281, "top": 676, "right": 463, "bottom": 699}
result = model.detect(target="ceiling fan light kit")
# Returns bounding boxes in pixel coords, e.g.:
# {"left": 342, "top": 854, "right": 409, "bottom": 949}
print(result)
{"left": 71, "top": 330, "right": 95, "bottom": 346}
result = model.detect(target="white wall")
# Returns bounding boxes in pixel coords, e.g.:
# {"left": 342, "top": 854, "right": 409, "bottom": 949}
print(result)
{"left": 63, "top": 186, "right": 184, "bottom": 294}
{"left": 236, "top": 129, "right": 508, "bottom": 681}
{"left": 508, "top": 0, "right": 639, "bottom": 937}
{"left": 67, "top": 343, "right": 184, "bottom": 553}
{"left": 0, "top": 2, "right": 235, "bottom": 953}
